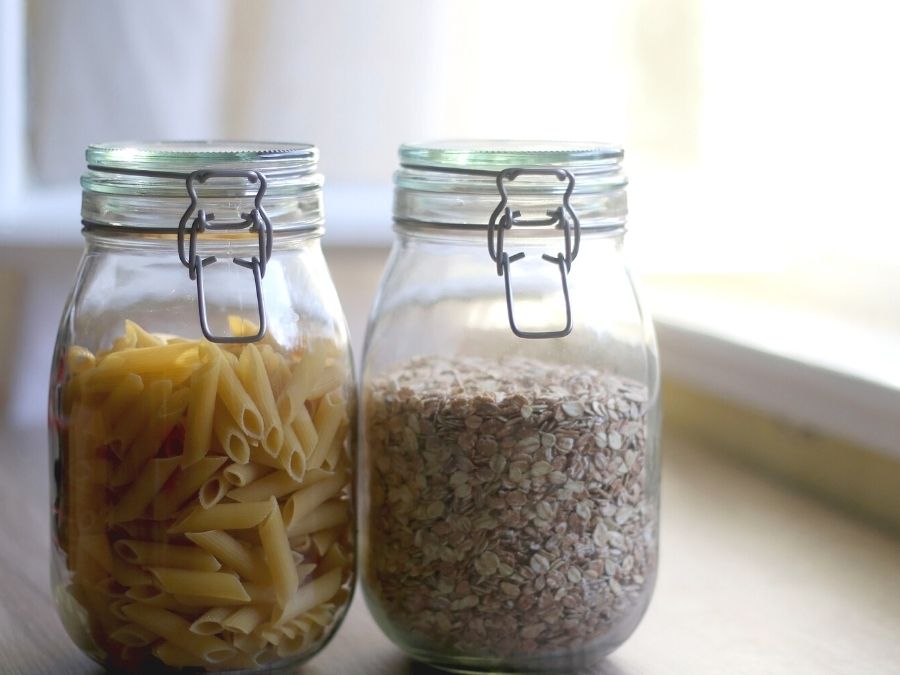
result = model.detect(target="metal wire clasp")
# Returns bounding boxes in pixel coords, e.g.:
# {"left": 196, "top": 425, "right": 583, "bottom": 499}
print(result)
{"left": 177, "top": 169, "right": 273, "bottom": 344}
{"left": 487, "top": 168, "right": 580, "bottom": 339}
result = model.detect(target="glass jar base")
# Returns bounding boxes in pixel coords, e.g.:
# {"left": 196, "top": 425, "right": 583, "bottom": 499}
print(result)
{"left": 399, "top": 641, "right": 626, "bottom": 675}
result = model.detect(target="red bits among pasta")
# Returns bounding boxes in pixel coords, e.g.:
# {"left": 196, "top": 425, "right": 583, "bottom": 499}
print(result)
{"left": 51, "top": 319, "right": 354, "bottom": 672}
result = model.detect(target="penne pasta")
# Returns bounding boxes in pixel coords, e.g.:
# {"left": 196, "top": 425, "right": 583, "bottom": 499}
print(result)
{"left": 109, "top": 597, "right": 131, "bottom": 622}
{"left": 228, "top": 470, "right": 302, "bottom": 503}
{"left": 276, "top": 629, "right": 318, "bottom": 659}
{"left": 277, "top": 445, "right": 306, "bottom": 483}
{"left": 104, "top": 341, "right": 198, "bottom": 373}
{"left": 198, "top": 475, "right": 228, "bottom": 509}
{"left": 307, "top": 363, "right": 347, "bottom": 401}
{"left": 93, "top": 576, "right": 125, "bottom": 598}
{"left": 223, "top": 604, "right": 268, "bottom": 635}
{"left": 294, "top": 563, "right": 317, "bottom": 584}
{"left": 307, "top": 390, "right": 346, "bottom": 470}
{"left": 288, "top": 534, "right": 312, "bottom": 554}
{"left": 227, "top": 315, "right": 275, "bottom": 345}
{"left": 258, "top": 498, "right": 298, "bottom": 609}
{"left": 323, "top": 422, "right": 348, "bottom": 472}
{"left": 182, "top": 353, "right": 221, "bottom": 467}
{"left": 168, "top": 500, "right": 274, "bottom": 534}
{"left": 110, "top": 557, "right": 153, "bottom": 588}
{"left": 122, "top": 592, "right": 199, "bottom": 615}
{"left": 108, "top": 457, "right": 181, "bottom": 524}
{"left": 213, "top": 345, "right": 264, "bottom": 440}
{"left": 260, "top": 345, "right": 291, "bottom": 398}
{"left": 102, "top": 372, "right": 144, "bottom": 423}
{"left": 126, "top": 584, "right": 166, "bottom": 602}
{"left": 86, "top": 343, "right": 198, "bottom": 391}
{"left": 173, "top": 593, "right": 253, "bottom": 608}
{"left": 217, "top": 652, "right": 261, "bottom": 670}
{"left": 110, "top": 378, "right": 171, "bottom": 451}
{"left": 66, "top": 345, "right": 97, "bottom": 374}
{"left": 277, "top": 347, "right": 326, "bottom": 424}
{"left": 275, "top": 568, "right": 343, "bottom": 624}
{"left": 223, "top": 462, "right": 271, "bottom": 488}
{"left": 281, "top": 476, "right": 345, "bottom": 534}
{"left": 242, "top": 583, "right": 277, "bottom": 605}
{"left": 213, "top": 404, "right": 251, "bottom": 465}
{"left": 232, "top": 631, "right": 267, "bottom": 655}
{"left": 289, "top": 404, "right": 319, "bottom": 455}
{"left": 304, "top": 603, "right": 338, "bottom": 628}
{"left": 147, "top": 626, "right": 235, "bottom": 665}
{"left": 303, "top": 466, "right": 345, "bottom": 487}
{"left": 149, "top": 568, "right": 251, "bottom": 603}
{"left": 280, "top": 420, "right": 304, "bottom": 466}
{"left": 190, "top": 606, "right": 233, "bottom": 635}
{"left": 150, "top": 456, "right": 227, "bottom": 520}
{"left": 184, "top": 531, "right": 269, "bottom": 584}
{"left": 124, "top": 319, "right": 165, "bottom": 348}
{"left": 237, "top": 344, "right": 283, "bottom": 455}
{"left": 248, "top": 445, "right": 284, "bottom": 472}
{"left": 320, "top": 542, "right": 350, "bottom": 575}
{"left": 113, "top": 539, "right": 221, "bottom": 572}
{"left": 257, "top": 622, "right": 284, "bottom": 646}
{"left": 111, "top": 389, "right": 188, "bottom": 487}
{"left": 310, "top": 527, "right": 339, "bottom": 557}
{"left": 153, "top": 641, "right": 205, "bottom": 668}
{"left": 57, "top": 321, "right": 353, "bottom": 670}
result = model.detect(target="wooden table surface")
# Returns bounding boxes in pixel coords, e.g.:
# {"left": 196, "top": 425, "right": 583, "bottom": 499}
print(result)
{"left": 1, "top": 426, "right": 898, "bottom": 675}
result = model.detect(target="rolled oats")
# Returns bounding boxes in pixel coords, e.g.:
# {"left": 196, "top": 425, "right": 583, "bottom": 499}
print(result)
{"left": 364, "top": 356, "right": 656, "bottom": 657}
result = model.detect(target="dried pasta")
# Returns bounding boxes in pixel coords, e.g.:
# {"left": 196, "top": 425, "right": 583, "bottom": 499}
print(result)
{"left": 52, "top": 319, "right": 353, "bottom": 671}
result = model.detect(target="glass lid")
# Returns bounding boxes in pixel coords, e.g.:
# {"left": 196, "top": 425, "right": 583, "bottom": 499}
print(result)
{"left": 399, "top": 139, "right": 623, "bottom": 172}
{"left": 82, "top": 141, "right": 321, "bottom": 197}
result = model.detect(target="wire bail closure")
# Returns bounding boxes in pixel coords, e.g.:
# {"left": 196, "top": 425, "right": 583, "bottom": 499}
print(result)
{"left": 176, "top": 169, "right": 273, "bottom": 344}
{"left": 487, "top": 167, "right": 580, "bottom": 339}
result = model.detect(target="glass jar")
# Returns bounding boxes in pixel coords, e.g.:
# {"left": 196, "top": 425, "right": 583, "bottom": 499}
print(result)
{"left": 49, "top": 142, "right": 354, "bottom": 672}
{"left": 360, "top": 141, "right": 660, "bottom": 672}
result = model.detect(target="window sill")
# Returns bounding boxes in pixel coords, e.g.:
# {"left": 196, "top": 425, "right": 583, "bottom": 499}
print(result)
{"left": 643, "top": 267, "right": 900, "bottom": 532}
{"left": 643, "top": 265, "right": 900, "bottom": 459}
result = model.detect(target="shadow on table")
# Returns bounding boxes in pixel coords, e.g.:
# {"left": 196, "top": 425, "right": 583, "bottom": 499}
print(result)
{"left": 371, "top": 655, "right": 633, "bottom": 675}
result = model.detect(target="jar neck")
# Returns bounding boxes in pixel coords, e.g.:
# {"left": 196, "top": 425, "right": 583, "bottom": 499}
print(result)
{"left": 393, "top": 162, "right": 627, "bottom": 232}
{"left": 81, "top": 188, "right": 323, "bottom": 233}
{"left": 81, "top": 227, "right": 323, "bottom": 255}
{"left": 394, "top": 222, "right": 624, "bottom": 247}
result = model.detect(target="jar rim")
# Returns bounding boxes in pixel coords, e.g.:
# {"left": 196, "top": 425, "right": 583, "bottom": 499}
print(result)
{"left": 86, "top": 140, "right": 318, "bottom": 170}
{"left": 82, "top": 140, "right": 323, "bottom": 198}
{"left": 399, "top": 139, "right": 623, "bottom": 172}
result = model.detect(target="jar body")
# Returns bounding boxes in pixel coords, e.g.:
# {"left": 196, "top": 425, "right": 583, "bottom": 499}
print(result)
{"left": 49, "top": 231, "right": 355, "bottom": 672}
{"left": 360, "top": 228, "right": 660, "bottom": 672}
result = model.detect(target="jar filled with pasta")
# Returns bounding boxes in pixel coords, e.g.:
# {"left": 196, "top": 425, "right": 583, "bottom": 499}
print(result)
{"left": 49, "top": 142, "right": 354, "bottom": 672}
{"left": 360, "top": 141, "right": 660, "bottom": 672}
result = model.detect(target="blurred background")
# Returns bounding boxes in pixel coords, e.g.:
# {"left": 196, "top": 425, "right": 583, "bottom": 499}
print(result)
{"left": 0, "top": 0, "right": 898, "bottom": 528}
{"left": 13, "top": 0, "right": 900, "bottom": 268}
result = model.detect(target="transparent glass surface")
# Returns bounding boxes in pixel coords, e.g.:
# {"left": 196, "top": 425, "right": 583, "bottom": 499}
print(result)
{"left": 360, "top": 141, "right": 660, "bottom": 673}
{"left": 49, "top": 141, "right": 354, "bottom": 673}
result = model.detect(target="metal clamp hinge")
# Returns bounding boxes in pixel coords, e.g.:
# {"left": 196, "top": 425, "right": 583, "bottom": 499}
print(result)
{"left": 177, "top": 169, "right": 273, "bottom": 344}
{"left": 487, "top": 167, "right": 580, "bottom": 339}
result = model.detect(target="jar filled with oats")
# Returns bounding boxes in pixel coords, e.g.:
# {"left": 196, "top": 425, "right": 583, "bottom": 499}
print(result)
{"left": 360, "top": 141, "right": 660, "bottom": 672}
{"left": 49, "top": 142, "right": 354, "bottom": 672}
